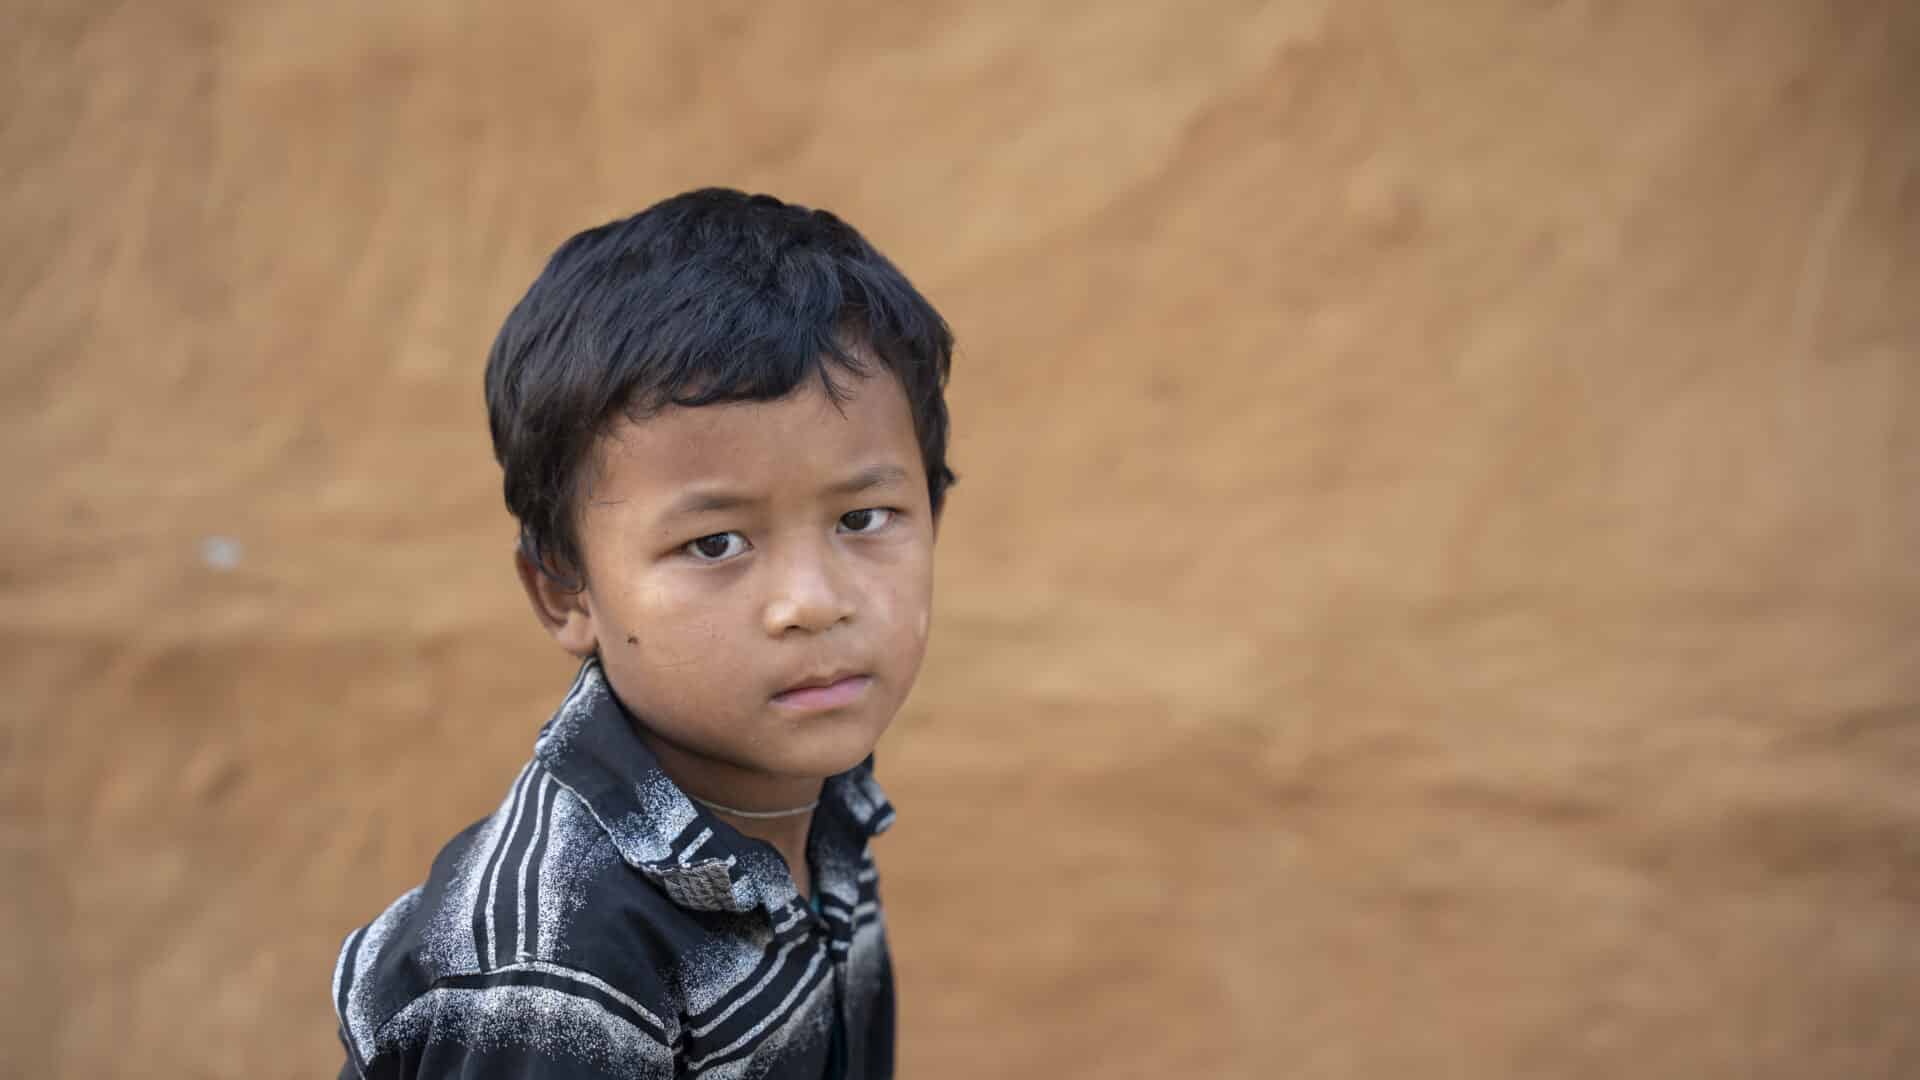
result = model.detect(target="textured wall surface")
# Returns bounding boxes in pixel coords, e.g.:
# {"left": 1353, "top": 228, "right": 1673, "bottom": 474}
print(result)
{"left": 4, "top": 2, "right": 1917, "bottom": 1076}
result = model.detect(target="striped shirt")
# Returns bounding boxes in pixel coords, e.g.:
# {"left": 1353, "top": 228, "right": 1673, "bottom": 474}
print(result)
{"left": 332, "top": 659, "right": 897, "bottom": 1079}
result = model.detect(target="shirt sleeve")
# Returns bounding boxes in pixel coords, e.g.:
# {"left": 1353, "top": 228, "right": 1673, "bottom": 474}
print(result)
{"left": 340, "top": 965, "right": 678, "bottom": 1080}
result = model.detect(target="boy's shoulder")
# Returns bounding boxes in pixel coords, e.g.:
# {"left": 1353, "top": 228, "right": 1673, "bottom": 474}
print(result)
{"left": 331, "top": 756, "right": 686, "bottom": 1076}
{"left": 330, "top": 661, "right": 898, "bottom": 1078}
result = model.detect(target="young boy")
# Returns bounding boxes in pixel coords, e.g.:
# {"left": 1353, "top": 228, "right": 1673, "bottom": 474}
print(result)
{"left": 331, "top": 189, "right": 955, "bottom": 1079}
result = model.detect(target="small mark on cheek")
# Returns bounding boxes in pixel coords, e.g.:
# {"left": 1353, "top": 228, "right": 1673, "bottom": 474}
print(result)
{"left": 626, "top": 635, "right": 639, "bottom": 646}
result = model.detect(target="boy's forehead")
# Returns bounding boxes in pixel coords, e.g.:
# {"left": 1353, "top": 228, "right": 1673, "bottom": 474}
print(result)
{"left": 591, "top": 373, "right": 920, "bottom": 496}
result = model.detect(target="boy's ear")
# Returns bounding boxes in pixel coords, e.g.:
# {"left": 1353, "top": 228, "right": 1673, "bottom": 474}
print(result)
{"left": 514, "top": 547, "right": 598, "bottom": 658}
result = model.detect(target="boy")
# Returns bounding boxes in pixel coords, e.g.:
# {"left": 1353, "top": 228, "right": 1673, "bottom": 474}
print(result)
{"left": 332, "top": 189, "right": 955, "bottom": 1079}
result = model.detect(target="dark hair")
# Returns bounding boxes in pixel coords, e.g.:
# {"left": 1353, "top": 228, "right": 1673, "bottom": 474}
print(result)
{"left": 484, "top": 188, "right": 956, "bottom": 587}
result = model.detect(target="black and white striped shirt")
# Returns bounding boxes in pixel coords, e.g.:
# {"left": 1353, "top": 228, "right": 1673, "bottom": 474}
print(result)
{"left": 332, "top": 659, "right": 897, "bottom": 1079}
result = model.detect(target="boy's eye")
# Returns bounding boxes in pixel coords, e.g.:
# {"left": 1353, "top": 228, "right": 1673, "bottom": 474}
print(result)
{"left": 838, "top": 508, "right": 894, "bottom": 534}
{"left": 685, "top": 532, "right": 749, "bottom": 562}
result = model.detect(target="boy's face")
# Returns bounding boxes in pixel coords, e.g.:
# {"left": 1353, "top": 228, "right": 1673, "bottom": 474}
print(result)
{"left": 520, "top": 367, "right": 935, "bottom": 804}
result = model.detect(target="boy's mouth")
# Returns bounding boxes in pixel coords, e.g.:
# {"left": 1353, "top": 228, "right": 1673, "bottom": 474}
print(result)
{"left": 770, "top": 672, "right": 872, "bottom": 712}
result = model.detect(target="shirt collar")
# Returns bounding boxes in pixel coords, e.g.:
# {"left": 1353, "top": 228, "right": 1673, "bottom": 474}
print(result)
{"left": 531, "top": 657, "right": 894, "bottom": 923}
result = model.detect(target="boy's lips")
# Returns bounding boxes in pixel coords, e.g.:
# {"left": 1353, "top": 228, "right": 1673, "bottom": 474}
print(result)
{"left": 770, "top": 673, "right": 872, "bottom": 712}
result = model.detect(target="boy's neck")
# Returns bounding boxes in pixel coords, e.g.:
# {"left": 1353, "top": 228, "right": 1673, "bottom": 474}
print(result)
{"left": 699, "top": 806, "right": 816, "bottom": 899}
{"left": 632, "top": 723, "right": 825, "bottom": 898}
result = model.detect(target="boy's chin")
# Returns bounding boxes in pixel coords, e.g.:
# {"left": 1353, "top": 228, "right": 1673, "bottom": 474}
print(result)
{"left": 757, "top": 733, "right": 886, "bottom": 782}
{"left": 746, "top": 718, "right": 891, "bottom": 781}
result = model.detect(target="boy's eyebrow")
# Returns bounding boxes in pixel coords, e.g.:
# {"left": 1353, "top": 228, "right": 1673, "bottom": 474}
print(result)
{"left": 825, "top": 463, "right": 911, "bottom": 497}
{"left": 660, "top": 489, "right": 764, "bottom": 519}
{"left": 657, "top": 466, "right": 908, "bottom": 521}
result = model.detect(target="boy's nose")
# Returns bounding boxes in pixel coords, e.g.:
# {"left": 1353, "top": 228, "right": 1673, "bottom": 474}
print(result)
{"left": 762, "top": 552, "right": 855, "bottom": 636}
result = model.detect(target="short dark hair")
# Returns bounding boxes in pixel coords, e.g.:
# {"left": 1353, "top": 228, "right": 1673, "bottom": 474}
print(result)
{"left": 484, "top": 188, "right": 956, "bottom": 587}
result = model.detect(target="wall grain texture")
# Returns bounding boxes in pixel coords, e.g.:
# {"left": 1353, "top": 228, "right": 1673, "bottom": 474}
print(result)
{"left": 4, "top": 2, "right": 1917, "bottom": 1077}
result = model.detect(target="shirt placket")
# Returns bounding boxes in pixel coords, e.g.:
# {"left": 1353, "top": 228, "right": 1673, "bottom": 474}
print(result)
{"left": 809, "top": 887, "right": 853, "bottom": 1079}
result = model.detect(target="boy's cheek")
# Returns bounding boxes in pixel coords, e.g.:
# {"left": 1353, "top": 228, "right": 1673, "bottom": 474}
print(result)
{"left": 867, "top": 567, "right": 931, "bottom": 636}
{"left": 599, "top": 580, "right": 723, "bottom": 672}
{"left": 637, "top": 612, "right": 730, "bottom": 675}
{"left": 611, "top": 572, "right": 701, "bottom": 629}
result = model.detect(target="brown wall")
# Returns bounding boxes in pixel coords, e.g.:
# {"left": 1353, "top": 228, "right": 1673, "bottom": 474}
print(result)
{"left": 5, "top": 2, "right": 1917, "bottom": 1076}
